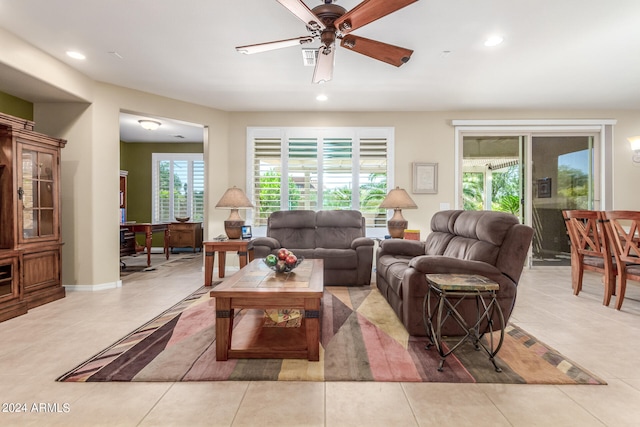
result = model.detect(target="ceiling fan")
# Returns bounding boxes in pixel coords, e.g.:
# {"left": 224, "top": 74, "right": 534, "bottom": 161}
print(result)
{"left": 236, "top": 0, "right": 418, "bottom": 83}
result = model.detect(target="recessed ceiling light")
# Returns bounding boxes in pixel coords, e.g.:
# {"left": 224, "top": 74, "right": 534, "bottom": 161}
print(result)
{"left": 66, "top": 50, "right": 86, "bottom": 60}
{"left": 316, "top": 94, "right": 328, "bottom": 101}
{"left": 484, "top": 36, "right": 504, "bottom": 47}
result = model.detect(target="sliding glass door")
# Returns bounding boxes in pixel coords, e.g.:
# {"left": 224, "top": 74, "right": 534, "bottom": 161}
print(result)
{"left": 461, "top": 133, "right": 599, "bottom": 266}
{"left": 531, "top": 135, "right": 596, "bottom": 265}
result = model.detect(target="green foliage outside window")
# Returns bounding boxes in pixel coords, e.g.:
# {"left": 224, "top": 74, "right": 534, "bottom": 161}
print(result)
{"left": 256, "top": 170, "right": 301, "bottom": 224}
{"left": 463, "top": 163, "right": 589, "bottom": 214}
{"left": 256, "top": 170, "right": 387, "bottom": 226}
{"left": 557, "top": 164, "right": 589, "bottom": 209}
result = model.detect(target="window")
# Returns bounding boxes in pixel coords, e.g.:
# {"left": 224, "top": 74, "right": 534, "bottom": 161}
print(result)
{"left": 152, "top": 153, "right": 204, "bottom": 223}
{"left": 247, "top": 127, "right": 393, "bottom": 230}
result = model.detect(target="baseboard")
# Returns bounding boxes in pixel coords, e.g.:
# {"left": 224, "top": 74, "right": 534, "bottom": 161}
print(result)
{"left": 64, "top": 280, "right": 122, "bottom": 291}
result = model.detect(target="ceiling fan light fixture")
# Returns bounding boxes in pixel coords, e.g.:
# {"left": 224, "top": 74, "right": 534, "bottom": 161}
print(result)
{"left": 312, "top": 45, "right": 335, "bottom": 84}
{"left": 138, "top": 119, "right": 162, "bottom": 131}
{"left": 316, "top": 94, "right": 328, "bottom": 101}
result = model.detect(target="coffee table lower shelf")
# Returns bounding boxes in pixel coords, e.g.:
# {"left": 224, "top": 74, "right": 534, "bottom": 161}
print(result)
{"left": 223, "top": 309, "right": 314, "bottom": 360}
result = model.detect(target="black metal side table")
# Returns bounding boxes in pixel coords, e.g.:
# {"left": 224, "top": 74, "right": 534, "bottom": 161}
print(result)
{"left": 423, "top": 273, "right": 505, "bottom": 372}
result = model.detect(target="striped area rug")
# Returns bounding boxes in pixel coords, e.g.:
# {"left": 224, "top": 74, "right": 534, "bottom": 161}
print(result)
{"left": 57, "top": 285, "right": 605, "bottom": 384}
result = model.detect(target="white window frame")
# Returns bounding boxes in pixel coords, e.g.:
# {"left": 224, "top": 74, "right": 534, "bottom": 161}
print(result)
{"left": 151, "top": 153, "right": 204, "bottom": 223}
{"left": 246, "top": 127, "right": 395, "bottom": 235}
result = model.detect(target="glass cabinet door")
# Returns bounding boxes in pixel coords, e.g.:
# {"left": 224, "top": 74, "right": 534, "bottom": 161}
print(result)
{"left": 19, "top": 144, "right": 58, "bottom": 241}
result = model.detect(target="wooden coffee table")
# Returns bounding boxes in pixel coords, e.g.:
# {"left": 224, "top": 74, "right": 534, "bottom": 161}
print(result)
{"left": 211, "top": 258, "right": 323, "bottom": 361}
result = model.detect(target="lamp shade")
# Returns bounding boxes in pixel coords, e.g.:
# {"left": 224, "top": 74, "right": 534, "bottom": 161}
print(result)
{"left": 379, "top": 187, "right": 418, "bottom": 210}
{"left": 215, "top": 186, "right": 254, "bottom": 209}
{"left": 215, "top": 186, "right": 254, "bottom": 239}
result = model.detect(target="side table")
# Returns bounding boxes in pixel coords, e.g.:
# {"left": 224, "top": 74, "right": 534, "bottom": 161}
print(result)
{"left": 169, "top": 222, "right": 202, "bottom": 253}
{"left": 423, "top": 273, "right": 505, "bottom": 372}
{"left": 204, "top": 239, "right": 254, "bottom": 285}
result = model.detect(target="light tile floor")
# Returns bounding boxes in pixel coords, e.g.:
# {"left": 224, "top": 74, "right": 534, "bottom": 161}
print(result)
{"left": 1, "top": 256, "right": 640, "bottom": 426}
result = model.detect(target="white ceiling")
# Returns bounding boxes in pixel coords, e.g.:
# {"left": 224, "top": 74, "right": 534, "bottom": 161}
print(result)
{"left": 1, "top": 0, "right": 640, "bottom": 142}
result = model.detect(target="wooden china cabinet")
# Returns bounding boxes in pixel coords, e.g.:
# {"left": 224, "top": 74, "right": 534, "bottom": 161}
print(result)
{"left": 0, "top": 112, "right": 66, "bottom": 322}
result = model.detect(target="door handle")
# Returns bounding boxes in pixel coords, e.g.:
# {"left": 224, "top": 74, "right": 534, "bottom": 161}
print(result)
{"left": 17, "top": 187, "right": 24, "bottom": 200}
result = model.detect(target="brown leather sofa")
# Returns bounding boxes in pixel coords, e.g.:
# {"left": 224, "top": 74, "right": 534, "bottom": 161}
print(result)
{"left": 376, "top": 210, "right": 534, "bottom": 336}
{"left": 252, "top": 210, "right": 374, "bottom": 286}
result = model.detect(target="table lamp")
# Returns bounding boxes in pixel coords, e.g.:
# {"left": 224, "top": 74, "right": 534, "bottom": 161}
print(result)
{"left": 379, "top": 186, "right": 417, "bottom": 238}
{"left": 215, "top": 186, "right": 254, "bottom": 239}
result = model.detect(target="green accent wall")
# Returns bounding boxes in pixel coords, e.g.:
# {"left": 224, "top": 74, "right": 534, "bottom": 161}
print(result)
{"left": 0, "top": 91, "right": 33, "bottom": 120}
{"left": 120, "top": 141, "right": 203, "bottom": 247}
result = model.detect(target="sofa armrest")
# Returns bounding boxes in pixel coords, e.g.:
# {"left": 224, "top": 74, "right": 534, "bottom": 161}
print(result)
{"left": 408, "top": 255, "right": 509, "bottom": 285}
{"left": 351, "top": 236, "right": 375, "bottom": 249}
{"left": 252, "top": 236, "right": 281, "bottom": 258}
{"left": 252, "top": 236, "right": 280, "bottom": 250}
{"left": 378, "top": 239, "right": 426, "bottom": 257}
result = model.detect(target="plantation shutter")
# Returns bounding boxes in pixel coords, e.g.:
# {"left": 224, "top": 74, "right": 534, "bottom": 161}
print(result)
{"left": 322, "top": 137, "right": 353, "bottom": 210}
{"left": 288, "top": 137, "right": 318, "bottom": 211}
{"left": 191, "top": 160, "right": 205, "bottom": 221}
{"left": 248, "top": 127, "right": 393, "bottom": 230}
{"left": 359, "top": 137, "right": 388, "bottom": 227}
{"left": 152, "top": 153, "right": 204, "bottom": 223}
{"left": 253, "top": 137, "right": 282, "bottom": 226}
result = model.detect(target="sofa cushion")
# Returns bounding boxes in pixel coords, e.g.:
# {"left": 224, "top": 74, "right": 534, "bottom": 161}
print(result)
{"left": 315, "top": 210, "right": 364, "bottom": 249}
{"left": 267, "top": 210, "right": 316, "bottom": 249}
{"left": 314, "top": 248, "right": 358, "bottom": 270}
{"left": 442, "top": 236, "right": 500, "bottom": 265}
{"left": 424, "top": 231, "right": 454, "bottom": 255}
{"left": 452, "top": 210, "right": 518, "bottom": 246}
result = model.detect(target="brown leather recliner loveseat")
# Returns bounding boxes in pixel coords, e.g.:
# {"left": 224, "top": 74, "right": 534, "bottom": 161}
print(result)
{"left": 376, "top": 210, "right": 534, "bottom": 336}
{"left": 252, "top": 210, "right": 375, "bottom": 286}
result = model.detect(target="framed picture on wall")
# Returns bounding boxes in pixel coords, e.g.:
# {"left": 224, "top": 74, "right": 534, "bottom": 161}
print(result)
{"left": 537, "top": 177, "right": 552, "bottom": 198}
{"left": 413, "top": 162, "right": 438, "bottom": 194}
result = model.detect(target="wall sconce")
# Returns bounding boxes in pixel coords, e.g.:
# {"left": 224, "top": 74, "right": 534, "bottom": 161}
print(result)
{"left": 379, "top": 186, "right": 418, "bottom": 239}
{"left": 138, "top": 119, "right": 162, "bottom": 131}
{"left": 628, "top": 136, "right": 640, "bottom": 164}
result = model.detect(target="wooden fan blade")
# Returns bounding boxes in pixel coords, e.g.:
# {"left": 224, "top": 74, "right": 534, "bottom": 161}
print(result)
{"left": 340, "top": 35, "right": 413, "bottom": 67}
{"left": 236, "top": 36, "right": 314, "bottom": 54}
{"left": 277, "top": 0, "right": 326, "bottom": 30}
{"left": 312, "top": 45, "right": 335, "bottom": 83}
{"left": 334, "top": 0, "right": 418, "bottom": 34}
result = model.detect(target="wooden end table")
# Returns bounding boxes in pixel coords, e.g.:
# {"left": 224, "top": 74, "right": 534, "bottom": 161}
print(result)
{"left": 211, "top": 258, "right": 323, "bottom": 361}
{"left": 204, "top": 239, "right": 254, "bottom": 285}
{"left": 423, "top": 273, "right": 505, "bottom": 372}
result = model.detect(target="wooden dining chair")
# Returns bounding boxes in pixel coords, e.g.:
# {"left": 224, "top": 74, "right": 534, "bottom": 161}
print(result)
{"left": 602, "top": 211, "right": 640, "bottom": 310}
{"left": 562, "top": 210, "right": 616, "bottom": 306}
